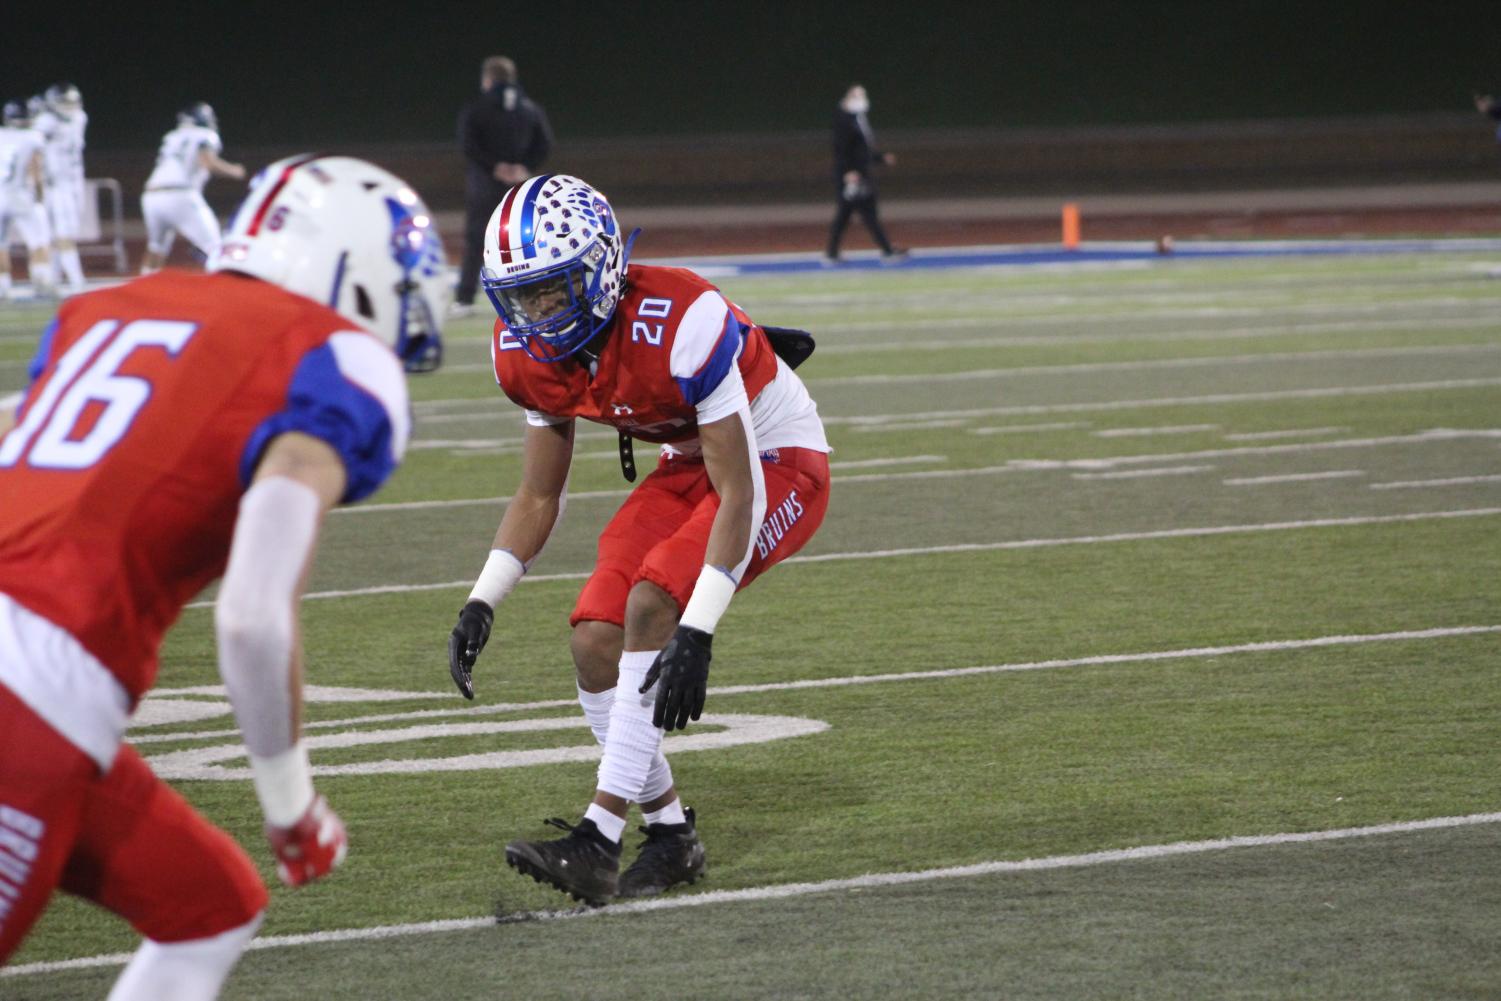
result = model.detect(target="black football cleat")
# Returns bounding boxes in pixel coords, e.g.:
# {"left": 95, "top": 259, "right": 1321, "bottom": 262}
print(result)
{"left": 504, "top": 817, "right": 621, "bottom": 907}
{"left": 616, "top": 807, "right": 707, "bottom": 899}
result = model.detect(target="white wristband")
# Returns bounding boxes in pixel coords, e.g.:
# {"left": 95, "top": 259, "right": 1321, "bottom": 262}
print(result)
{"left": 469, "top": 548, "right": 525, "bottom": 608}
{"left": 679, "top": 564, "right": 738, "bottom": 634}
{"left": 249, "top": 742, "right": 316, "bottom": 828}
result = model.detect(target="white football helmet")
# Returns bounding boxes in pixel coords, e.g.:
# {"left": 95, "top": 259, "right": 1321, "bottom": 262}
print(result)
{"left": 480, "top": 174, "right": 636, "bottom": 362}
{"left": 177, "top": 101, "right": 218, "bottom": 131}
{"left": 44, "top": 83, "right": 82, "bottom": 118}
{"left": 212, "top": 155, "right": 448, "bottom": 372}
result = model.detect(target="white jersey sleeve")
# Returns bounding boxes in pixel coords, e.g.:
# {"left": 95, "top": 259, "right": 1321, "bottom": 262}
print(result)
{"left": 664, "top": 287, "right": 829, "bottom": 454}
{"left": 669, "top": 290, "right": 743, "bottom": 408}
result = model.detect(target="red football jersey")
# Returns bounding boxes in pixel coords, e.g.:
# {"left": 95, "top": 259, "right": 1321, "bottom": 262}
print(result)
{"left": 0, "top": 270, "right": 409, "bottom": 702}
{"left": 491, "top": 264, "right": 779, "bottom": 442}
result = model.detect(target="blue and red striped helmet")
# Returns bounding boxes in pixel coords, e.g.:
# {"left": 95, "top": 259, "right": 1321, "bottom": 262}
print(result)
{"left": 480, "top": 174, "right": 629, "bottom": 363}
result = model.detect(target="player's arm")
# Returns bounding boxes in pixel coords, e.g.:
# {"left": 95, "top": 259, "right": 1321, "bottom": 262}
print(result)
{"left": 698, "top": 409, "right": 760, "bottom": 575}
{"left": 215, "top": 431, "right": 348, "bottom": 887}
{"left": 197, "top": 146, "right": 246, "bottom": 181}
{"left": 447, "top": 418, "right": 575, "bottom": 699}
{"left": 642, "top": 348, "right": 767, "bottom": 730}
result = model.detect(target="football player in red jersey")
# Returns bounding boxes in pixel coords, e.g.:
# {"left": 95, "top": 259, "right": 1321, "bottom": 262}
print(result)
{"left": 0, "top": 155, "right": 446, "bottom": 997}
{"left": 446, "top": 174, "right": 831, "bottom": 905}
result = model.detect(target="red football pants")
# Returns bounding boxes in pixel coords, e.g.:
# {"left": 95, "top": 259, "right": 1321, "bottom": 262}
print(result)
{"left": 572, "top": 446, "right": 831, "bottom": 627}
{"left": 0, "top": 684, "right": 268, "bottom": 964}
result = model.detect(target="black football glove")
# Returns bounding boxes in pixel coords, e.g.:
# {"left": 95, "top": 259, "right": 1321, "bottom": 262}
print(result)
{"left": 447, "top": 600, "right": 494, "bottom": 700}
{"left": 640, "top": 625, "right": 712, "bottom": 731}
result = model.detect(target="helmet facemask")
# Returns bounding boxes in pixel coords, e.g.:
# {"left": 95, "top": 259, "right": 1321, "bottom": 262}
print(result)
{"left": 483, "top": 237, "right": 614, "bottom": 363}
{"left": 481, "top": 175, "right": 636, "bottom": 364}
{"left": 394, "top": 276, "right": 444, "bottom": 372}
{"left": 385, "top": 194, "right": 446, "bottom": 373}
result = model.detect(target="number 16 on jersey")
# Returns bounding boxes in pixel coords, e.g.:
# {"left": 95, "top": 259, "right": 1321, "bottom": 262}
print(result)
{"left": 0, "top": 319, "right": 199, "bottom": 471}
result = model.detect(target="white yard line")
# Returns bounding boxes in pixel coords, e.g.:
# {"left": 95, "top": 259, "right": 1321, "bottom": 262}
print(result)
{"left": 1225, "top": 470, "right": 1366, "bottom": 486}
{"left": 804, "top": 344, "right": 1501, "bottom": 388}
{"left": 853, "top": 419, "right": 973, "bottom": 433}
{"left": 836, "top": 430, "right": 1501, "bottom": 481}
{"left": 828, "top": 455, "right": 947, "bottom": 470}
{"left": 808, "top": 315, "right": 1501, "bottom": 352}
{"left": 783, "top": 296, "right": 1492, "bottom": 328}
{"left": 1370, "top": 474, "right": 1501, "bottom": 490}
{"left": 971, "top": 421, "right": 1092, "bottom": 435}
{"left": 347, "top": 428, "right": 1501, "bottom": 516}
{"left": 196, "top": 507, "right": 1501, "bottom": 607}
{"left": 1072, "top": 465, "right": 1214, "bottom": 480}
{"left": 414, "top": 345, "right": 1501, "bottom": 399}
{"left": 405, "top": 374, "right": 1501, "bottom": 429}
{"left": 129, "top": 625, "right": 1501, "bottom": 744}
{"left": 1223, "top": 426, "right": 1349, "bottom": 441}
{"left": 408, "top": 439, "right": 523, "bottom": 451}
{"left": 1094, "top": 424, "right": 1220, "bottom": 438}
{"left": 13, "top": 804, "right": 1501, "bottom": 977}
{"left": 825, "top": 378, "right": 1501, "bottom": 425}
{"left": 431, "top": 313, "right": 1501, "bottom": 359}
{"left": 782, "top": 508, "right": 1501, "bottom": 565}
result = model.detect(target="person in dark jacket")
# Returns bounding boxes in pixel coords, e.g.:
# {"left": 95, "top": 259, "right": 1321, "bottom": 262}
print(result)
{"left": 824, "top": 83, "right": 904, "bottom": 265}
{"left": 1475, "top": 92, "right": 1501, "bottom": 143}
{"left": 454, "top": 56, "right": 553, "bottom": 313}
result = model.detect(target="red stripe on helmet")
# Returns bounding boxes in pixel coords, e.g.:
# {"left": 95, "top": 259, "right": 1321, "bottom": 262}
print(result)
{"left": 245, "top": 154, "right": 322, "bottom": 236}
{"left": 494, "top": 182, "right": 522, "bottom": 265}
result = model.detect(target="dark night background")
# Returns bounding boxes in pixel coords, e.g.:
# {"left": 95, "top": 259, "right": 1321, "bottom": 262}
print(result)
{"left": 4, "top": 1, "right": 1494, "bottom": 152}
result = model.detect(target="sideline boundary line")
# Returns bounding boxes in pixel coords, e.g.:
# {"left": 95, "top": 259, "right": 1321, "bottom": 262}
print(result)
{"left": 11, "top": 809, "right": 1501, "bottom": 977}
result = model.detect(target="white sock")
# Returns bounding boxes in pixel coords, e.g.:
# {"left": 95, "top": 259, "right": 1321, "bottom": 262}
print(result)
{"left": 0, "top": 274, "right": 10, "bottom": 296}
{"left": 583, "top": 802, "right": 626, "bottom": 844}
{"left": 595, "top": 650, "right": 664, "bottom": 804}
{"left": 106, "top": 913, "right": 263, "bottom": 1001}
{"left": 643, "top": 799, "right": 687, "bottom": 827}
{"left": 578, "top": 683, "right": 675, "bottom": 802}
{"left": 29, "top": 260, "right": 52, "bottom": 292}
{"left": 577, "top": 684, "right": 614, "bottom": 747}
{"left": 58, "top": 248, "right": 84, "bottom": 290}
{"left": 640, "top": 752, "right": 675, "bottom": 805}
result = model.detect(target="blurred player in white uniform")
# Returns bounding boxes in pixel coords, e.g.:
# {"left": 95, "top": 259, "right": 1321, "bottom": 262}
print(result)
{"left": 0, "top": 100, "right": 54, "bottom": 299}
{"left": 141, "top": 102, "right": 246, "bottom": 273}
{"left": 31, "top": 83, "right": 88, "bottom": 294}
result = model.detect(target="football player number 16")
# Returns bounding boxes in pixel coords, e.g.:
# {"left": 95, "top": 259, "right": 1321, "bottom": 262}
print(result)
{"left": 0, "top": 319, "right": 199, "bottom": 470}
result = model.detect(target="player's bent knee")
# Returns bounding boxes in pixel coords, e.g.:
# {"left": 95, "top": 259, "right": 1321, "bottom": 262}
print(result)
{"left": 624, "top": 580, "right": 680, "bottom": 650}
{"left": 571, "top": 619, "right": 624, "bottom": 691}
